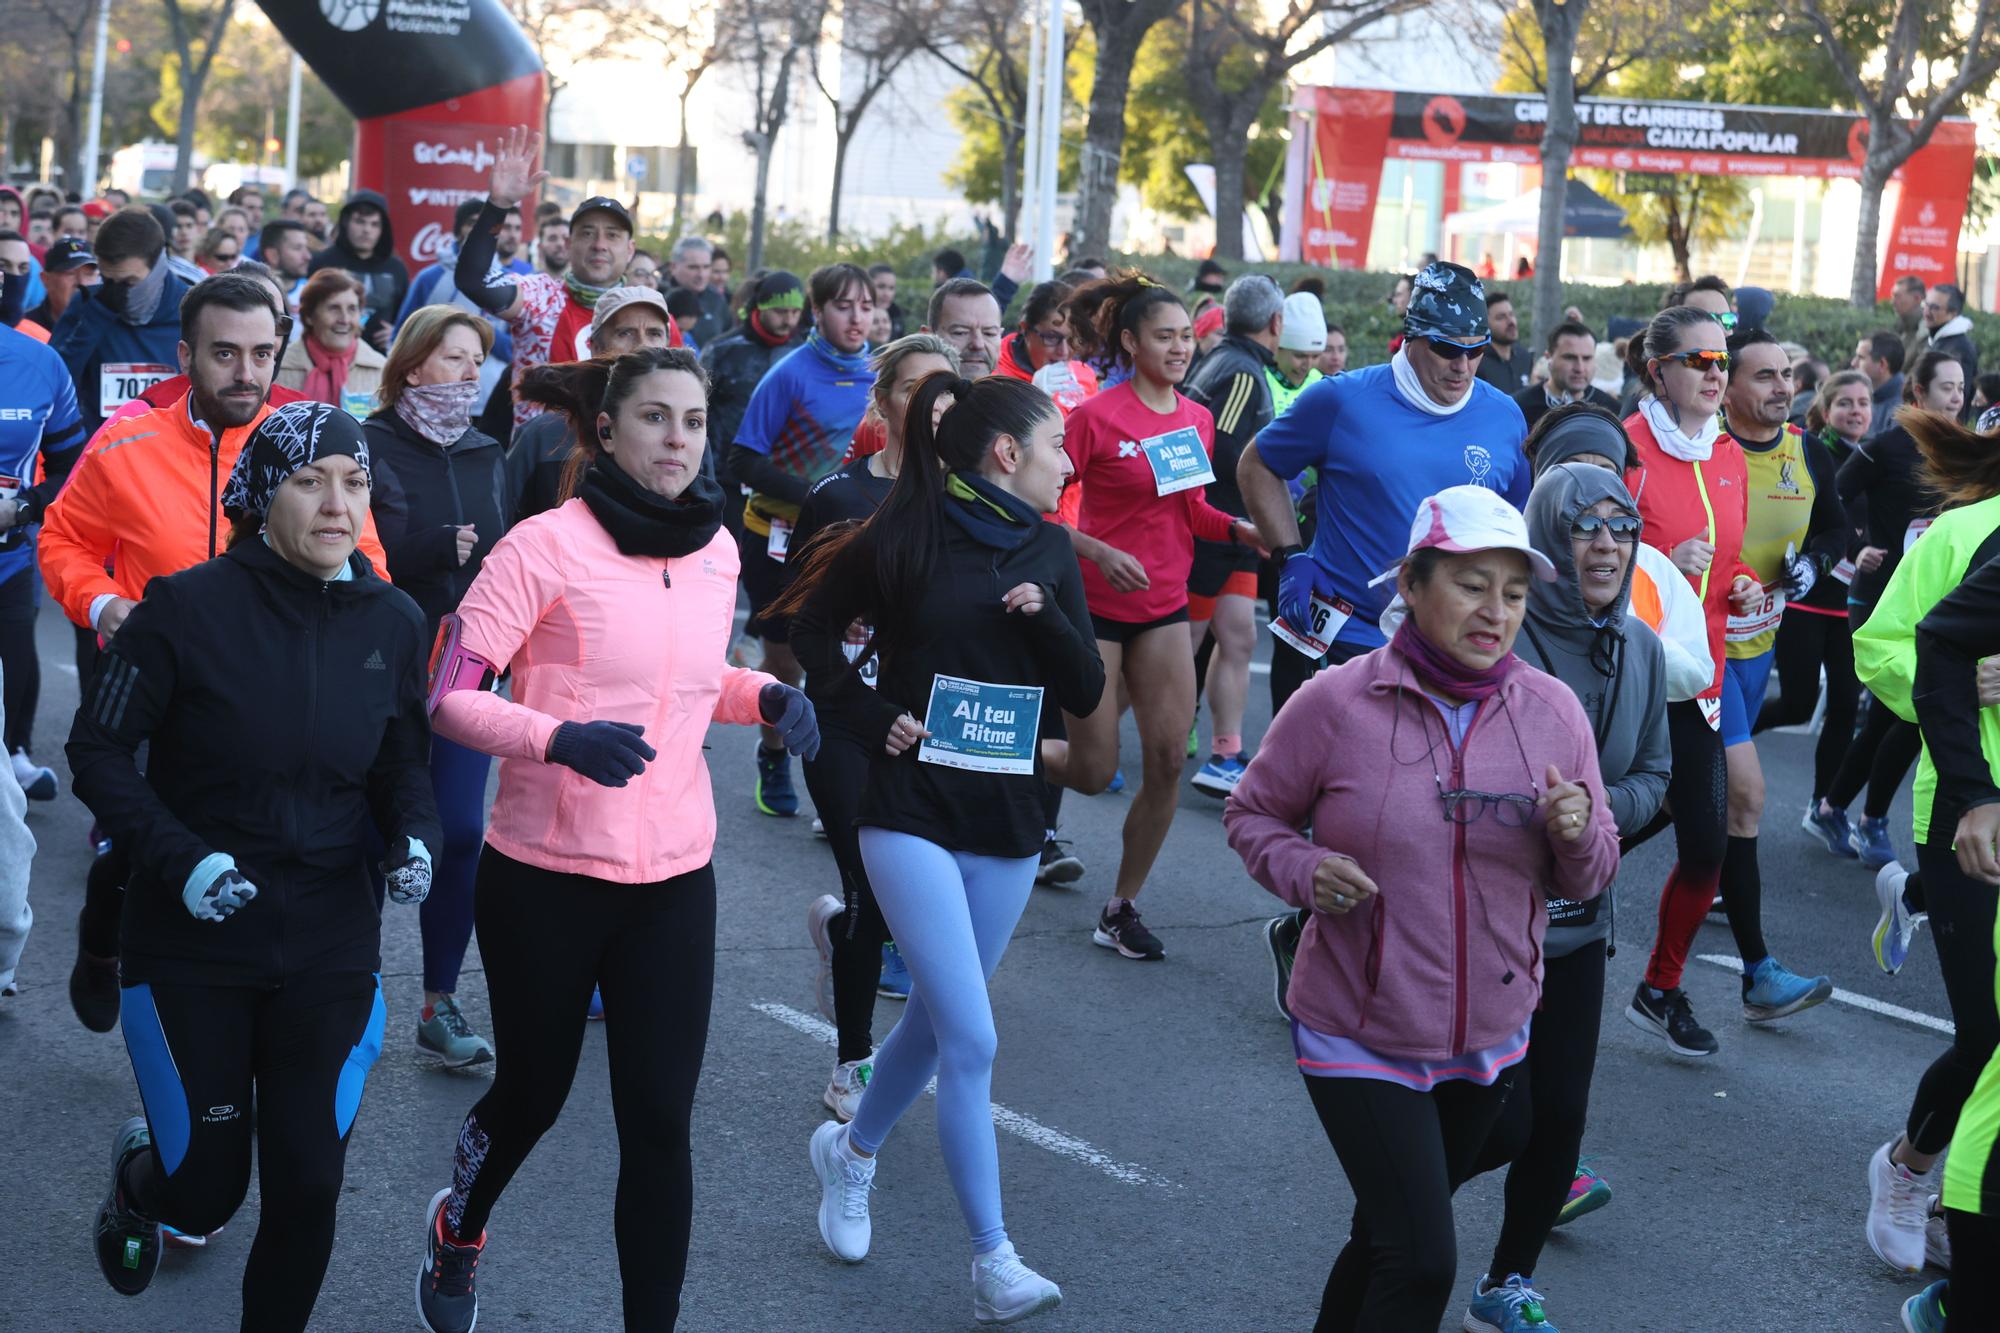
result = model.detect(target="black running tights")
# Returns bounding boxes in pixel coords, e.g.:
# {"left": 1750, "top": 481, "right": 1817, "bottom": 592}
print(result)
{"left": 1905, "top": 839, "right": 2000, "bottom": 1157}
{"left": 446, "top": 847, "right": 716, "bottom": 1331}
{"left": 0, "top": 566, "right": 39, "bottom": 754}
{"left": 1474, "top": 941, "right": 1607, "bottom": 1281}
{"left": 1752, "top": 605, "right": 1858, "bottom": 798}
{"left": 802, "top": 736, "right": 890, "bottom": 1064}
{"left": 1827, "top": 698, "right": 1923, "bottom": 819}
{"left": 1305, "top": 1070, "right": 1514, "bottom": 1331}
{"left": 1946, "top": 1208, "right": 2000, "bottom": 1327}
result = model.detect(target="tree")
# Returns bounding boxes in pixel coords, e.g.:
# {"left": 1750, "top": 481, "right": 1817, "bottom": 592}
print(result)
{"left": 506, "top": 0, "right": 611, "bottom": 143}
{"left": 814, "top": 0, "right": 938, "bottom": 239}
{"left": 188, "top": 13, "right": 352, "bottom": 179}
{"left": 1581, "top": 169, "right": 1747, "bottom": 281}
{"left": 159, "top": 0, "right": 235, "bottom": 194}
{"left": 599, "top": 0, "right": 723, "bottom": 237}
{"left": 1183, "top": 0, "right": 1415, "bottom": 260}
{"left": 1073, "top": 0, "right": 1182, "bottom": 259}
{"left": 1792, "top": 0, "right": 2000, "bottom": 305}
{"left": 926, "top": 0, "right": 1047, "bottom": 243}
{"left": 718, "top": 0, "right": 831, "bottom": 268}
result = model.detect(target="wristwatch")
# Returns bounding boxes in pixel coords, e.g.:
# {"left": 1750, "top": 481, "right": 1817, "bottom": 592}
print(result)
{"left": 1271, "top": 543, "right": 1306, "bottom": 563}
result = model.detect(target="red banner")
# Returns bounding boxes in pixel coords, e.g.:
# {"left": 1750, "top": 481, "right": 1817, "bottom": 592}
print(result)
{"left": 1293, "top": 86, "right": 1977, "bottom": 295}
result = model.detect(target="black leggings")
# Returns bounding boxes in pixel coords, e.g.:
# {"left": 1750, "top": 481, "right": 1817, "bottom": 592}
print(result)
{"left": 1473, "top": 941, "right": 1606, "bottom": 1281}
{"left": 120, "top": 971, "right": 382, "bottom": 1332}
{"left": 1904, "top": 839, "right": 2000, "bottom": 1156}
{"left": 1827, "top": 697, "right": 1923, "bottom": 820}
{"left": 802, "top": 736, "right": 890, "bottom": 1065}
{"left": 445, "top": 847, "right": 715, "bottom": 1330}
{"left": 1946, "top": 1208, "right": 2000, "bottom": 1327}
{"left": 0, "top": 566, "right": 39, "bottom": 754}
{"left": 1304, "top": 1069, "right": 1515, "bottom": 1331}
{"left": 1752, "top": 606, "right": 1858, "bottom": 798}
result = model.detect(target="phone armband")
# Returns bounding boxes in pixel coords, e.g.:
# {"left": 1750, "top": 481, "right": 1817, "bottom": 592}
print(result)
{"left": 427, "top": 613, "right": 498, "bottom": 714}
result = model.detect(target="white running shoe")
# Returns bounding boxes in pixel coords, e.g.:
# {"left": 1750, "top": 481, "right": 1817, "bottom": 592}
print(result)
{"left": 810, "top": 1120, "right": 873, "bottom": 1263}
{"left": 812, "top": 817, "right": 827, "bottom": 839}
{"left": 1866, "top": 1140, "right": 1932, "bottom": 1273}
{"left": 806, "top": 894, "right": 842, "bottom": 1022}
{"left": 972, "top": 1241, "right": 1062, "bottom": 1324}
{"left": 1925, "top": 1195, "right": 1951, "bottom": 1270}
{"left": 11, "top": 749, "right": 55, "bottom": 801}
{"left": 823, "top": 1057, "right": 872, "bottom": 1122}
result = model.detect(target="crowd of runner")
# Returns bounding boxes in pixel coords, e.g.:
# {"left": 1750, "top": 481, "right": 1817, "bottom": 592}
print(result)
{"left": 2, "top": 136, "right": 2000, "bottom": 1332}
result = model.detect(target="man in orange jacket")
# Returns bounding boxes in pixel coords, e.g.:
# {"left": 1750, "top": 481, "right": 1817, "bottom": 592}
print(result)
{"left": 44, "top": 272, "right": 390, "bottom": 1036}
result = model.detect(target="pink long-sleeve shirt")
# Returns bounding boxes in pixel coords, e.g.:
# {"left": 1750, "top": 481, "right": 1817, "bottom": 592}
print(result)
{"left": 1224, "top": 643, "right": 1620, "bottom": 1061}
{"left": 434, "top": 499, "right": 774, "bottom": 884}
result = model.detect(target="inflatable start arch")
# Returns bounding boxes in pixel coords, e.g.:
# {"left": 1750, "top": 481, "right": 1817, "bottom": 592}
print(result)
{"left": 257, "top": 0, "right": 546, "bottom": 270}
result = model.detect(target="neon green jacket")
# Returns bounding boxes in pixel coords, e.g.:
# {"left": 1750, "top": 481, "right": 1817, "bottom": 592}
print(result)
{"left": 1852, "top": 492, "right": 2000, "bottom": 846}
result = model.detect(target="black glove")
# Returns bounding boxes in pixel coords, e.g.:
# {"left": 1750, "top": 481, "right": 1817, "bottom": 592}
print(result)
{"left": 547, "top": 720, "right": 656, "bottom": 787}
{"left": 1782, "top": 550, "right": 1818, "bottom": 601}
{"left": 94, "top": 277, "right": 131, "bottom": 316}
{"left": 760, "top": 682, "right": 821, "bottom": 761}
{"left": 380, "top": 836, "right": 433, "bottom": 905}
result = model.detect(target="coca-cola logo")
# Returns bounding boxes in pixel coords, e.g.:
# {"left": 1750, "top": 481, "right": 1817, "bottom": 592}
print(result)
{"left": 412, "top": 140, "right": 496, "bottom": 173}
{"left": 409, "top": 222, "right": 450, "bottom": 263}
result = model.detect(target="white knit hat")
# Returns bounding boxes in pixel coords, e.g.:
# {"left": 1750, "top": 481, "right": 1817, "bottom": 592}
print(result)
{"left": 1278, "top": 293, "right": 1327, "bottom": 352}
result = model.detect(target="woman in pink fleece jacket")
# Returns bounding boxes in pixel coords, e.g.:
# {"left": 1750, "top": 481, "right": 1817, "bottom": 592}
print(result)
{"left": 1224, "top": 486, "right": 1619, "bottom": 1331}
{"left": 412, "top": 347, "right": 820, "bottom": 1333}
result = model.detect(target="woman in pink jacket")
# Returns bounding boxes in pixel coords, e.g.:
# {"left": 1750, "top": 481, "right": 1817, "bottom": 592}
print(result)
{"left": 411, "top": 347, "right": 820, "bottom": 1333}
{"left": 1224, "top": 485, "right": 1620, "bottom": 1331}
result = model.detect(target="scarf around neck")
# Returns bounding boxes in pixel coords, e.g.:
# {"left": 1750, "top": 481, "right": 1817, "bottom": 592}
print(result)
{"left": 944, "top": 471, "right": 1039, "bottom": 551}
{"left": 580, "top": 454, "right": 724, "bottom": 558}
{"left": 1391, "top": 617, "right": 1515, "bottom": 702}
{"left": 564, "top": 271, "right": 616, "bottom": 310}
{"left": 805, "top": 328, "right": 872, "bottom": 376}
{"left": 394, "top": 379, "right": 481, "bottom": 447}
{"left": 302, "top": 335, "right": 359, "bottom": 407}
{"left": 1638, "top": 393, "right": 1721, "bottom": 463}
{"left": 122, "top": 256, "right": 171, "bottom": 326}
{"left": 1390, "top": 346, "right": 1474, "bottom": 417}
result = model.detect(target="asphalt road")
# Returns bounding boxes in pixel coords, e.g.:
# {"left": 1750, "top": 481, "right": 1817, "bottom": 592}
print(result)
{"left": 0, "top": 595, "right": 1956, "bottom": 1331}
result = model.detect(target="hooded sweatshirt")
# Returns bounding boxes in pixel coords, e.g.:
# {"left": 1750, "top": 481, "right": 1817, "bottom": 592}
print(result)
{"left": 307, "top": 190, "right": 409, "bottom": 344}
{"left": 1516, "top": 463, "right": 1671, "bottom": 956}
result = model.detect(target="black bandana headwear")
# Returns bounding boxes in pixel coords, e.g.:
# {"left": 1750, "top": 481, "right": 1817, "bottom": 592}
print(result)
{"left": 221, "top": 400, "right": 372, "bottom": 520}
{"left": 1404, "top": 261, "right": 1489, "bottom": 341}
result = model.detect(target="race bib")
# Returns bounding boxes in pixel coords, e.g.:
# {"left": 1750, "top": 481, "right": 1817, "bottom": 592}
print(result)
{"left": 1697, "top": 696, "right": 1723, "bottom": 730}
{"left": 1832, "top": 558, "right": 1855, "bottom": 586}
{"left": 916, "top": 674, "right": 1044, "bottom": 775}
{"left": 1269, "top": 591, "right": 1354, "bottom": 659}
{"left": 1138, "top": 427, "right": 1215, "bottom": 496}
{"left": 99, "top": 362, "right": 172, "bottom": 412}
{"left": 840, "top": 620, "right": 879, "bottom": 690}
{"left": 1725, "top": 587, "right": 1785, "bottom": 642}
{"left": 767, "top": 517, "right": 792, "bottom": 563}
{"left": 1905, "top": 516, "right": 1933, "bottom": 554}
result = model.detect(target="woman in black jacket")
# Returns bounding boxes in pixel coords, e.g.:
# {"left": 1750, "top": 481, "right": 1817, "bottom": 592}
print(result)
{"left": 776, "top": 371, "right": 1102, "bottom": 1326}
{"left": 72, "top": 401, "right": 441, "bottom": 1331}
{"left": 367, "top": 304, "right": 525, "bottom": 1067}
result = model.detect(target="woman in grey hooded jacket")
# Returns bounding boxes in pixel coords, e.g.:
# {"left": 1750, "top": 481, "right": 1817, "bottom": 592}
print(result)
{"left": 1458, "top": 406, "right": 1672, "bottom": 1332}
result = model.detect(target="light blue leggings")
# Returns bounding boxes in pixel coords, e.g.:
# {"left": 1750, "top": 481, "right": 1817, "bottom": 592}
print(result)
{"left": 848, "top": 827, "right": 1038, "bottom": 1254}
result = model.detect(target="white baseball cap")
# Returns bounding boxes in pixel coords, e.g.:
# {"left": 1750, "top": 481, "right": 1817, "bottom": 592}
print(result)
{"left": 1368, "top": 485, "right": 1558, "bottom": 586}
{"left": 1278, "top": 293, "right": 1327, "bottom": 352}
{"left": 590, "top": 285, "right": 670, "bottom": 339}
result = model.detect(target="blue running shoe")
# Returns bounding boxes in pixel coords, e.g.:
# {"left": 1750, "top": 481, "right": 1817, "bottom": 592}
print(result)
{"left": 1191, "top": 753, "right": 1248, "bottom": 798}
{"left": 1464, "top": 1272, "right": 1556, "bottom": 1331}
{"left": 877, "top": 942, "right": 910, "bottom": 1000}
{"left": 1105, "top": 767, "right": 1126, "bottom": 794}
{"left": 1872, "top": 862, "right": 1927, "bottom": 975}
{"left": 1851, "top": 815, "right": 1899, "bottom": 869}
{"left": 1901, "top": 1279, "right": 1947, "bottom": 1333}
{"left": 1741, "top": 956, "right": 1833, "bottom": 1022}
{"left": 754, "top": 746, "right": 799, "bottom": 816}
{"left": 1553, "top": 1164, "right": 1611, "bottom": 1226}
{"left": 587, "top": 986, "right": 604, "bottom": 1020}
{"left": 1801, "top": 800, "right": 1859, "bottom": 859}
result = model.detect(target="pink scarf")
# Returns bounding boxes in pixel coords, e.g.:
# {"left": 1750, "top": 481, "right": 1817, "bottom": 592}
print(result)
{"left": 301, "top": 334, "right": 359, "bottom": 407}
{"left": 1391, "top": 619, "right": 1516, "bottom": 701}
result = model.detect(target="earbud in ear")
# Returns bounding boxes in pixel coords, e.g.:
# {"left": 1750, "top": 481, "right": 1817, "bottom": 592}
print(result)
{"left": 599, "top": 425, "right": 612, "bottom": 441}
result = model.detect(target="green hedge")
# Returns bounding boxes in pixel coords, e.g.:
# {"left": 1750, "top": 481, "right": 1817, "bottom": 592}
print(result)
{"left": 654, "top": 216, "right": 2000, "bottom": 375}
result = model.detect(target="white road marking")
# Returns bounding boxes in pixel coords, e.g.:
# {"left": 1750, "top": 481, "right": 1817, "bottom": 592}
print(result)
{"left": 751, "top": 1001, "right": 1175, "bottom": 1189}
{"left": 1695, "top": 954, "right": 1956, "bottom": 1036}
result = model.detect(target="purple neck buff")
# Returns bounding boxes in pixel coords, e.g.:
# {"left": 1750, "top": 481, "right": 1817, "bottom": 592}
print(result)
{"left": 1391, "top": 617, "right": 1516, "bottom": 701}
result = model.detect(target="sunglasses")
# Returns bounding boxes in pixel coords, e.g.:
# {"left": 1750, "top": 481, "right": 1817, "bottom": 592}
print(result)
{"left": 1717, "top": 311, "right": 1739, "bottom": 332}
{"left": 1424, "top": 336, "right": 1490, "bottom": 361}
{"left": 1570, "top": 513, "right": 1642, "bottom": 543}
{"left": 1660, "top": 349, "right": 1731, "bottom": 373}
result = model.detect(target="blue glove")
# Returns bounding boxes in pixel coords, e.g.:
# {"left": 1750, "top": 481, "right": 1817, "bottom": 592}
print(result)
{"left": 547, "top": 720, "right": 656, "bottom": 787}
{"left": 380, "top": 835, "right": 433, "bottom": 905}
{"left": 1276, "top": 549, "right": 1324, "bottom": 635}
{"left": 183, "top": 857, "right": 258, "bottom": 923}
{"left": 760, "top": 682, "right": 821, "bottom": 761}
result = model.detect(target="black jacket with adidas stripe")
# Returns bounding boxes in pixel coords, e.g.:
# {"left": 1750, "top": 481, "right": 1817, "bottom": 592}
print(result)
{"left": 1181, "top": 332, "right": 1278, "bottom": 519}
{"left": 68, "top": 537, "right": 441, "bottom": 986}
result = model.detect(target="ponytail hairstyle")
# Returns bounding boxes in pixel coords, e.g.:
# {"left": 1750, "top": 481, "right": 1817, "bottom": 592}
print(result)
{"left": 768, "top": 372, "right": 1059, "bottom": 663}
{"left": 1060, "top": 277, "right": 1118, "bottom": 363}
{"left": 1628, "top": 304, "right": 1723, "bottom": 399}
{"left": 1090, "top": 269, "right": 1185, "bottom": 370}
{"left": 516, "top": 346, "right": 709, "bottom": 501}
{"left": 1905, "top": 408, "right": 2000, "bottom": 511}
